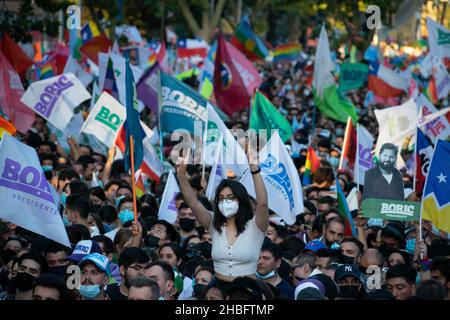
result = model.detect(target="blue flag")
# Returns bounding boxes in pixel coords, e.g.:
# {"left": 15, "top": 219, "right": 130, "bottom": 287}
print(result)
{"left": 422, "top": 139, "right": 450, "bottom": 233}
{"left": 159, "top": 71, "right": 207, "bottom": 134}
{"left": 124, "top": 59, "right": 145, "bottom": 173}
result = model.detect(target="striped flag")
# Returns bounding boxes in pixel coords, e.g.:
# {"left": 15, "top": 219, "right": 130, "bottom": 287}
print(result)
{"left": 302, "top": 146, "right": 321, "bottom": 185}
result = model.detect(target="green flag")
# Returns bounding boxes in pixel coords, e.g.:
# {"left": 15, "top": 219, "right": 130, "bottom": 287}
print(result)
{"left": 339, "top": 63, "right": 368, "bottom": 92}
{"left": 313, "top": 26, "right": 358, "bottom": 124}
{"left": 250, "top": 91, "right": 293, "bottom": 143}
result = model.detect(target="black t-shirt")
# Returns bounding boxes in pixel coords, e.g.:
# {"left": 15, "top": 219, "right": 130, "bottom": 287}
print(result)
{"left": 105, "top": 284, "right": 127, "bottom": 300}
{"left": 276, "top": 279, "right": 295, "bottom": 300}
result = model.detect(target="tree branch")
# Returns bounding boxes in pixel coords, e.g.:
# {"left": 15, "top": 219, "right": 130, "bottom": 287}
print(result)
{"left": 177, "top": 0, "right": 202, "bottom": 37}
{"left": 211, "top": 0, "right": 226, "bottom": 30}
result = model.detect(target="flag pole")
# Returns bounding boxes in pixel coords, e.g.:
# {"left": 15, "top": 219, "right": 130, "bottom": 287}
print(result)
{"left": 412, "top": 127, "right": 418, "bottom": 193}
{"left": 157, "top": 69, "right": 164, "bottom": 162}
{"left": 356, "top": 123, "right": 360, "bottom": 191}
{"left": 339, "top": 116, "right": 351, "bottom": 170}
{"left": 129, "top": 134, "right": 138, "bottom": 222}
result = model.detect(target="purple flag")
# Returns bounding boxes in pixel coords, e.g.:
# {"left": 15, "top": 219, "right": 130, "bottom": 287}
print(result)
{"left": 136, "top": 62, "right": 160, "bottom": 113}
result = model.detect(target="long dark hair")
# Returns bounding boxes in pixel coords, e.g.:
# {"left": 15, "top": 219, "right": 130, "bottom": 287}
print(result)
{"left": 213, "top": 179, "right": 253, "bottom": 235}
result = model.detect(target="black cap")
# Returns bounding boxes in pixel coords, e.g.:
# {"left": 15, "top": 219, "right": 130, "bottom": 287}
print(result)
{"left": 334, "top": 264, "right": 362, "bottom": 283}
{"left": 367, "top": 289, "right": 395, "bottom": 300}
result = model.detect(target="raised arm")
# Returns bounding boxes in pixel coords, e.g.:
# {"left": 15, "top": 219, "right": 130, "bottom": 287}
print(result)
{"left": 176, "top": 158, "right": 212, "bottom": 229}
{"left": 248, "top": 148, "right": 269, "bottom": 232}
{"left": 102, "top": 146, "right": 116, "bottom": 186}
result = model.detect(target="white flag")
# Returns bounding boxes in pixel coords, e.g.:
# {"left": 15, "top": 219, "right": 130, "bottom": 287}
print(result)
{"left": 205, "top": 138, "right": 224, "bottom": 201}
{"left": 63, "top": 55, "right": 94, "bottom": 87}
{"left": 346, "top": 187, "right": 359, "bottom": 212}
{"left": 109, "top": 53, "right": 143, "bottom": 106}
{"left": 207, "top": 102, "right": 249, "bottom": 177}
{"left": 0, "top": 134, "right": 70, "bottom": 247}
{"left": 240, "top": 131, "right": 304, "bottom": 225}
{"left": 426, "top": 17, "right": 450, "bottom": 60}
{"left": 20, "top": 73, "right": 91, "bottom": 131}
{"left": 141, "top": 123, "right": 165, "bottom": 180}
{"left": 80, "top": 92, "right": 126, "bottom": 148}
{"left": 90, "top": 81, "right": 100, "bottom": 111}
{"left": 416, "top": 94, "right": 450, "bottom": 143}
{"left": 357, "top": 124, "right": 375, "bottom": 185}
{"left": 431, "top": 55, "right": 450, "bottom": 99}
{"left": 158, "top": 170, "right": 180, "bottom": 224}
{"left": 374, "top": 99, "right": 418, "bottom": 168}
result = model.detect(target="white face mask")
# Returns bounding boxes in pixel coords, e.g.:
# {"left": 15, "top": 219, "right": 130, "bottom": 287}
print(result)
{"left": 218, "top": 200, "right": 239, "bottom": 218}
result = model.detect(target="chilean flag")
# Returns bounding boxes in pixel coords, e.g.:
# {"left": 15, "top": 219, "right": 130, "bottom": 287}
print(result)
{"left": 368, "top": 62, "right": 408, "bottom": 99}
{"left": 177, "top": 38, "right": 208, "bottom": 58}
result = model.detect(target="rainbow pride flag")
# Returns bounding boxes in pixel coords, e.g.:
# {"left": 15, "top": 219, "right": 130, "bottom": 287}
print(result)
{"left": 0, "top": 116, "right": 16, "bottom": 139}
{"left": 425, "top": 77, "right": 438, "bottom": 105}
{"left": 273, "top": 43, "right": 301, "bottom": 62}
{"left": 136, "top": 173, "right": 145, "bottom": 198}
{"left": 39, "top": 60, "right": 56, "bottom": 80}
{"left": 302, "top": 146, "right": 320, "bottom": 185}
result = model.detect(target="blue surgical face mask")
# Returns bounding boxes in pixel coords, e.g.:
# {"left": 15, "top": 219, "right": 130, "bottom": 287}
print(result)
{"left": 105, "top": 222, "right": 116, "bottom": 231}
{"left": 42, "top": 165, "right": 53, "bottom": 172}
{"left": 60, "top": 192, "right": 68, "bottom": 206}
{"left": 328, "top": 156, "right": 340, "bottom": 168}
{"left": 115, "top": 195, "right": 125, "bottom": 208}
{"left": 62, "top": 214, "right": 71, "bottom": 227}
{"left": 79, "top": 284, "right": 101, "bottom": 299}
{"left": 330, "top": 242, "right": 341, "bottom": 250}
{"left": 119, "top": 209, "right": 134, "bottom": 224}
{"left": 406, "top": 238, "right": 416, "bottom": 255}
{"left": 255, "top": 270, "right": 276, "bottom": 280}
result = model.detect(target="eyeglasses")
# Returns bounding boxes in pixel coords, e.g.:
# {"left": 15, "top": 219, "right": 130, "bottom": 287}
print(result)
{"left": 127, "top": 264, "right": 149, "bottom": 273}
{"left": 218, "top": 195, "right": 236, "bottom": 202}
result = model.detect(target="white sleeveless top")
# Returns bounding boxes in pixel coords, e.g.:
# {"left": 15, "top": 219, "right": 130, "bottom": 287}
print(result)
{"left": 209, "top": 215, "right": 265, "bottom": 277}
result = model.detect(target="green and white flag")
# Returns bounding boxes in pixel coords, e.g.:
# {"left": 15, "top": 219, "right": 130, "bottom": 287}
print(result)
{"left": 313, "top": 26, "right": 358, "bottom": 124}
{"left": 250, "top": 90, "right": 293, "bottom": 143}
{"left": 427, "top": 17, "right": 450, "bottom": 60}
{"left": 79, "top": 92, "right": 125, "bottom": 149}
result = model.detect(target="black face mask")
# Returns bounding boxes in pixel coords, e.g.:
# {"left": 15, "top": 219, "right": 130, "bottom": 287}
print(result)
{"left": 193, "top": 284, "right": 209, "bottom": 299}
{"left": 48, "top": 266, "right": 68, "bottom": 278}
{"left": 13, "top": 272, "right": 36, "bottom": 292}
{"left": 0, "top": 270, "right": 10, "bottom": 289}
{"left": 0, "top": 249, "right": 16, "bottom": 265}
{"left": 145, "top": 235, "right": 160, "bottom": 248}
{"left": 339, "top": 285, "right": 360, "bottom": 299}
{"left": 195, "top": 242, "right": 212, "bottom": 259}
{"left": 179, "top": 218, "right": 196, "bottom": 232}
{"left": 343, "top": 255, "right": 356, "bottom": 265}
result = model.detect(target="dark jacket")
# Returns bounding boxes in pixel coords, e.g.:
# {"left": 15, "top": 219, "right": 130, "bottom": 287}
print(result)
{"left": 362, "top": 166, "right": 404, "bottom": 201}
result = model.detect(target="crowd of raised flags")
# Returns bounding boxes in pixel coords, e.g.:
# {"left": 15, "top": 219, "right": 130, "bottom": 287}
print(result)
{"left": 0, "top": 11, "right": 449, "bottom": 301}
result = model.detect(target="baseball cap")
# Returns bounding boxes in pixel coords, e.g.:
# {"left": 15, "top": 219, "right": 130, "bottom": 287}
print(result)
{"left": 304, "top": 240, "right": 327, "bottom": 253}
{"left": 294, "top": 279, "right": 325, "bottom": 299}
{"left": 68, "top": 240, "right": 102, "bottom": 262}
{"left": 226, "top": 277, "right": 263, "bottom": 300}
{"left": 296, "top": 287, "right": 326, "bottom": 300}
{"left": 78, "top": 253, "right": 111, "bottom": 276}
{"left": 334, "top": 264, "right": 362, "bottom": 283}
{"left": 309, "top": 274, "right": 338, "bottom": 300}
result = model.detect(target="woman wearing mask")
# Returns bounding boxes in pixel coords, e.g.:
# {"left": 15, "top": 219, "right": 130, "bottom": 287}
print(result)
{"left": 158, "top": 243, "right": 193, "bottom": 300}
{"left": 176, "top": 149, "right": 268, "bottom": 292}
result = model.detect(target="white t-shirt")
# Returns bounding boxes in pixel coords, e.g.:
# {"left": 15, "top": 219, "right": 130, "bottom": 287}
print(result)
{"left": 210, "top": 216, "right": 265, "bottom": 277}
{"left": 105, "top": 227, "right": 120, "bottom": 241}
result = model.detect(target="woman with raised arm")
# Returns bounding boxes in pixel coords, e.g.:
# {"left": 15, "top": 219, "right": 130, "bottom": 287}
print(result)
{"left": 175, "top": 149, "right": 269, "bottom": 292}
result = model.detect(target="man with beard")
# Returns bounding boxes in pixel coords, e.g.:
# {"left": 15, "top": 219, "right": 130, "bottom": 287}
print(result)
{"left": 78, "top": 253, "right": 110, "bottom": 300}
{"left": 105, "top": 247, "right": 150, "bottom": 300}
{"left": 363, "top": 143, "right": 404, "bottom": 201}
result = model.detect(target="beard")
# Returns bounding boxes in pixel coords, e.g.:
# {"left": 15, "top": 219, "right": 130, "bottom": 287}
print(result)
{"left": 379, "top": 161, "right": 394, "bottom": 172}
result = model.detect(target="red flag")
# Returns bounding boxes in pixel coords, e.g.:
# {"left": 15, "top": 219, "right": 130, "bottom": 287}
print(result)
{"left": 0, "top": 32, "right": 33, "bottom": 78}
{"left": 0, "top": 50, "right": 35, "bottom": 133}
{"left": 157, "top": 42, "right": 170, "bottom": 72}
{"left": 213, "top": 34, "right": 262, "bottom": 116}
{"left": 79, "top": 33, "right": 112, "bottom": 65}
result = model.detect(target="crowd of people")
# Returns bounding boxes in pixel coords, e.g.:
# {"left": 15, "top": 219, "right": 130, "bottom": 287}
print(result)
{"left": 1, "top": 36, "right": 450, "bottom": 301}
